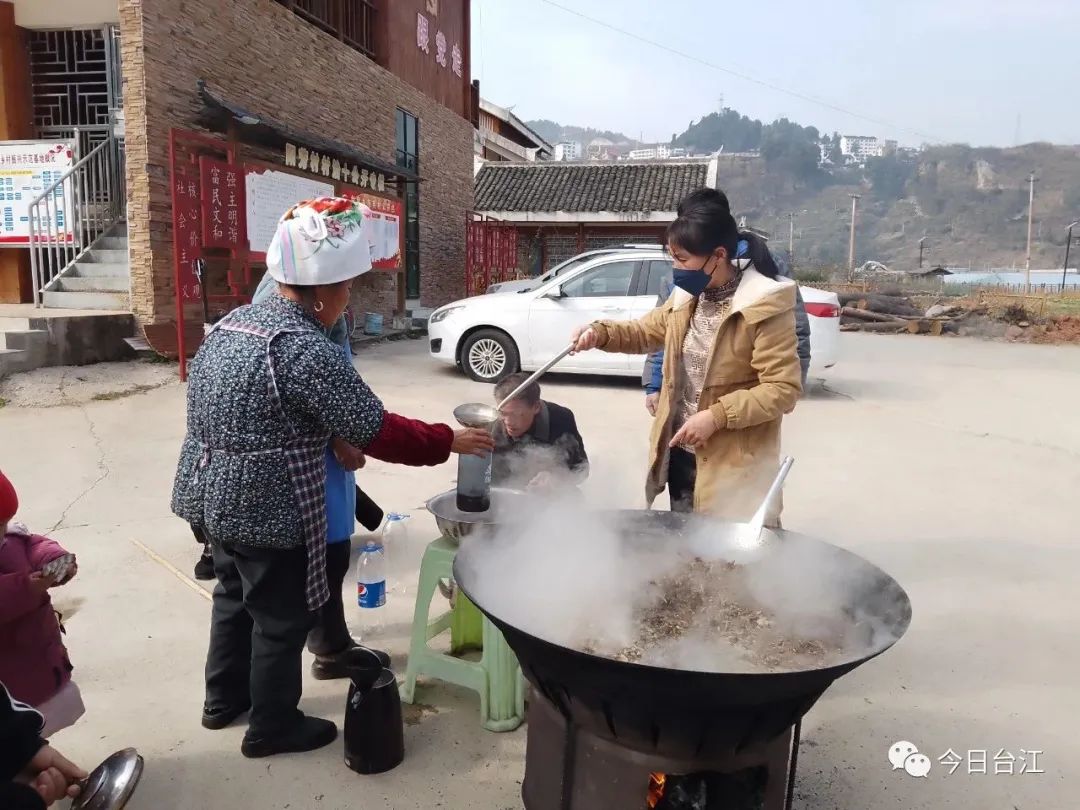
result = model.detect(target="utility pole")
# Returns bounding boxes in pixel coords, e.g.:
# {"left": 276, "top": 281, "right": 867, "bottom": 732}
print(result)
{"left": 918, "top": 236, "right": 928, "bottom": 270}
{"left": 1063, "top": 221, "right": 1078, "bottom": 293}
{"left": 1024, "top": 172, "right": 1038, "bottom": 293}
{"left": 788, "top": 212, "right": 795, "bottom": 263}
{"left": 848, "top": 194, "right": 861, "bottom": 276}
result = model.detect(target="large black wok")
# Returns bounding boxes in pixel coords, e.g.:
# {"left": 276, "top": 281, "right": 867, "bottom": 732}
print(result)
{"left": 453, "top": 510, "right": 911, "bottom": 761}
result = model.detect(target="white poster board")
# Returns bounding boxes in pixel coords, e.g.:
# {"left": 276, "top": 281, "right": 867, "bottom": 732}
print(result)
{"left": 245, "top": 168, "right": 334, "bottom": 254}
{"left": 0, "top": 140, "right": 76, "bottom": 246}
{"left": 367, "top": 210, "right": 401, "bottom": 264}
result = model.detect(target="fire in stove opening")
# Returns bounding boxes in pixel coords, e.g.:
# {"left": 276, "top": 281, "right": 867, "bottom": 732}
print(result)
{"left": 647, "top": 772, "right": 666, "bottom": 808}
{"left": 646, "top": 769, "right": 770, "bottom": 809}
{"left": 646, "top": 772, "right": 709, "bottom": 809}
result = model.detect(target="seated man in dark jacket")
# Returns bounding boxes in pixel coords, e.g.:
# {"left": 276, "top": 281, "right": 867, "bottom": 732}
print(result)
{"left": 491, "top": 374, "right": 588, "bottom": 490}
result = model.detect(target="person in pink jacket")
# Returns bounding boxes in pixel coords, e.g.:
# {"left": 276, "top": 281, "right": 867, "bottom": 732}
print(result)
{"left": 0, "top": 471, "right": 83, "bottom": 737}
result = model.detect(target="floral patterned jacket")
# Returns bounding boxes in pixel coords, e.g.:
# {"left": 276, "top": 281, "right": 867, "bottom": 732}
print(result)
{"left": 172, "top": 294, "right": 452, "bottom": 549}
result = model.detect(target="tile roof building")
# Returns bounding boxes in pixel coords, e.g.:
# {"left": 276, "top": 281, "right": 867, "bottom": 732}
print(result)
{"left": 473, "top": 156, "right": 721, "bottom": 275}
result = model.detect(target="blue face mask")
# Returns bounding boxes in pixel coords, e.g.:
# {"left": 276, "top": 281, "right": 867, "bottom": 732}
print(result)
{"left": 671, "top": 241, "right": 749, "bottom": 296}
{"left": 671, "top": 265, "right": 713, "bottom": 296}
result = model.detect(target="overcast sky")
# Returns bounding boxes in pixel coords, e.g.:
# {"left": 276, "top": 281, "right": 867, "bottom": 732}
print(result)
{"left": 471, "top": 0, "right": 1079, "bottom": 147}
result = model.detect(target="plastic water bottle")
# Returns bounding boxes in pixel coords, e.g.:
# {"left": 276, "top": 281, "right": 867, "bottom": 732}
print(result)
{"left": 357, "top": 540, "right": 386, "bottom": 629}
{"left": 382, "top": 513, "right": 411, "bottom": 595}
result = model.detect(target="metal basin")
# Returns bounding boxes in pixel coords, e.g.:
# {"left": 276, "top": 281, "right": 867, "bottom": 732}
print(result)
{"left": 425, "top": 487, "right": 532, "bottom": 543}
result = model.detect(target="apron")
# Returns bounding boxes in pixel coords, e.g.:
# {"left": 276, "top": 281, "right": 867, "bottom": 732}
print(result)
{"left": 201, "top": 314, "right": 331, "bottom": 610}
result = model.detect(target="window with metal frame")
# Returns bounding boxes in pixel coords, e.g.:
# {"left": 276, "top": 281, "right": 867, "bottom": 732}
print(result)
{"left": 559, "top": 260, "right": 639, "bottom": 299}
{"left": 642, "top": 259, "right": 674, "bottom": 297}
{"left": 271, "top": 0, "right": 377, "bottom": 61}
{"left": 395, "top": 108, "right": 420, "bottom": 299}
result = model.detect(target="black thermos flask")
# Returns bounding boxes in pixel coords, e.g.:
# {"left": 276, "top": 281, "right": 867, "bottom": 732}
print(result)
{"left": 355, "top": 485, "right": 384, "bottom": 532}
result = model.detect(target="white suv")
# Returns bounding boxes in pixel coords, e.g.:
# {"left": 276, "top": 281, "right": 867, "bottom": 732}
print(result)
{"left": 429, "top": 248, "right": 839, "bottom": 382}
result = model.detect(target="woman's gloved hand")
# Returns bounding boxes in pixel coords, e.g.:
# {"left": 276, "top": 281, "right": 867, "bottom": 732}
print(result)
{"left": 451, "top": 429, "right": 495, "bottom": 457}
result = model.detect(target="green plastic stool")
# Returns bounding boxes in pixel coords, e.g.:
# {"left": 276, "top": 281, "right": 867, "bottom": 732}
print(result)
{"left": 400, "top": 537, "right": 525, "bottom": 732}
{"left": 450, "top": 591, "right": 483, "bottom": 654}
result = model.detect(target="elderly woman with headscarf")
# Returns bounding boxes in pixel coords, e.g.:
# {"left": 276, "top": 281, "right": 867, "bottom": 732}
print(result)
{"left": 171, "top": 197, "right": 493, "bottom": 759}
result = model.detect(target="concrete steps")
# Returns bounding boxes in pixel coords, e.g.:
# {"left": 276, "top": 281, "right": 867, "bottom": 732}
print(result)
{"left": 0, "top": 318, "right": 49, "bottom": 379}
{"left": 43, "top": 225, "right": 129, "bottom": 312}
{"left": 0, "top": 309, "right": 135, "bottom": 379}
{"left": 43, "top": 289, "right": 129, "bottom": 310}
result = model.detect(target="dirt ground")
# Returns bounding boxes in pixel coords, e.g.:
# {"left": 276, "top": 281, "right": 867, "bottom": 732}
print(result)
{"left": 1, "top": 332, "right": 1077, "bottom": 809}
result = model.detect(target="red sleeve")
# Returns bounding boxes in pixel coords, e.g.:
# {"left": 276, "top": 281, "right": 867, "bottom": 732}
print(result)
{"left": 24, "top": 533, "right": 68, "bottom": 571}
{"left": 363, "top": 412, "right": 454, "bottom": 467}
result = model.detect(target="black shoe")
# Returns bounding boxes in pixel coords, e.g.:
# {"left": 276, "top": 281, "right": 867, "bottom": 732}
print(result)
{"left": 193, "top": 554, "right": 215, "bottom": 581}
{"left": 241, "top": 716, "right": 337, "bottom": 759}
{"left": 311, "top": 645, "right": 391, "bottom": 680}
{"left": 202, "top": 702, "right": 251, "bottom": 730}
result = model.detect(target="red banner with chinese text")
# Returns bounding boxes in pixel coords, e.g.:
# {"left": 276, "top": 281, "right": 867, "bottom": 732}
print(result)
{"left": 174, "top": 172, "right": 203, "bottom": 302}
{"left": 199, "top": 156, "right": 245, "bottom": 250}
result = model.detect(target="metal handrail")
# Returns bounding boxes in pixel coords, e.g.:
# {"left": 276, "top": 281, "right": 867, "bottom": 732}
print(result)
{"left": 28, "top": 131, "right": 126, "bottom": 305}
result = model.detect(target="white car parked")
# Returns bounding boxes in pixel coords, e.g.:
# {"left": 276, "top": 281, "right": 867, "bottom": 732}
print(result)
{"left": 429, "top": 248, "right": 839, "bottom": 382}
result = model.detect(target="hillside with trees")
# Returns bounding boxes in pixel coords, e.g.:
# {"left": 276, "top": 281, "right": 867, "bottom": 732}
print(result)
{"left": 526, "top": 119, "right": 639, "bottom": 148}
{"left": 526, "top": 110, "right": 1080, "bottom": 271}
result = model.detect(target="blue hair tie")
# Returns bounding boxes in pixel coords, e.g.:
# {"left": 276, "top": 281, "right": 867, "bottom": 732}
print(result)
{"left": 736, "top": 239, "right": 750, "bottom": 258}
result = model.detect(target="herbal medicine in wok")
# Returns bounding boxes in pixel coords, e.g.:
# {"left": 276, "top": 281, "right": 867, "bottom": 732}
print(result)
{"left": 584, "top": 556, "right": 847, "bottom": 674}
{"left": 456, "top": 507, "right": 910, "bottom": 678}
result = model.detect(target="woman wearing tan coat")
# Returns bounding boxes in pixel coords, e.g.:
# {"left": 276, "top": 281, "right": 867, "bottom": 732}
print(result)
{"left": 571, "top": 189, "right": 801, "bottom": 523}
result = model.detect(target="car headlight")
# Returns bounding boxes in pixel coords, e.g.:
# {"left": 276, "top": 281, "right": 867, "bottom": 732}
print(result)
{"left": 429, "top": 305, "right": 464, "bottom": 324}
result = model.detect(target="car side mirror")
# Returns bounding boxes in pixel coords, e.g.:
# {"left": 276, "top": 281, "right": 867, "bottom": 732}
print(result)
{"left": 542, "top": 285, "right": 565, "bottom": 300}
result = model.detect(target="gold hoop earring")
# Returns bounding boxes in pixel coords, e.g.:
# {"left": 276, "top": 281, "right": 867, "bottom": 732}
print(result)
{"left": 313, "top": 300, "right": 324, "bottom": 313}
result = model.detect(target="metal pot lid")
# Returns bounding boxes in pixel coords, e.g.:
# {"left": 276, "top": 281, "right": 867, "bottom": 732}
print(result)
{"left": 71, "top": 748, "right": 143, "bottom": 810}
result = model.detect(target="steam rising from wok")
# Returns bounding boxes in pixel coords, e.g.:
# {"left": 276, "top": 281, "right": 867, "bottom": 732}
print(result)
{"left": 456, "top": 492, "right": 910, "bottom": 675}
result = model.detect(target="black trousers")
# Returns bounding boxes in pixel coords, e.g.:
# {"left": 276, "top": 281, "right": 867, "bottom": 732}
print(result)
{"left": 205, "top": 539, "right": 312, "bottom": 737}
{"left": 306, "top": 539, "right": 354, "bottom": 657}
{"left": 668, "top": 447, "right": 697, "bottom": 513}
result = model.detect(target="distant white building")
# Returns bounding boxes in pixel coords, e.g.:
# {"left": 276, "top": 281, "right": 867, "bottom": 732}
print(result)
{"left": 628, "top": 144, "right": 673, "bottom": 160}
{"left": 587, "top": 137, "right": 616, "bottom": 160}
{"left": 840, "top": 135, "right": 883, "bottom": 161}
{"left": 554, "top": 141, "right": 582, "bottom": 161}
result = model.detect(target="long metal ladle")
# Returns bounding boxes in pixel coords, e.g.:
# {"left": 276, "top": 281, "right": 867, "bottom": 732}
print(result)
{"left": 731, "top": 456, "right": 795, "bottom": 550}
{"left": 454, "top": 342, "right": 577, "bottom": 428}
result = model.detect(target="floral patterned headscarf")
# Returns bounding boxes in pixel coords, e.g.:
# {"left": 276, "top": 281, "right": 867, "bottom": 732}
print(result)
{"left": 266, "top": 196, "right": 375, "bottom": 286}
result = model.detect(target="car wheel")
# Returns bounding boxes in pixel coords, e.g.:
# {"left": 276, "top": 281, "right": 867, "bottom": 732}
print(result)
{"left": 460, "top": 329, "right": 519, "bottom": 383}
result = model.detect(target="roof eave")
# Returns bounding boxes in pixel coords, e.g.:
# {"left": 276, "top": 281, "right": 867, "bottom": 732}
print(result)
{"left": 475, "top": 210, "right": 677, "bottom": 223}
{"left": 196, "top": 80, "right": 420, "bottom": 183}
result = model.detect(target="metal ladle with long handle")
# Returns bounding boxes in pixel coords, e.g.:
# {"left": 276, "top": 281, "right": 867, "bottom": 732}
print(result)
{"left": 731, "top": 456, "right": 795, "bottom": 550}
{"left": 453, "top": 342, "right": 578, "bottom": 429}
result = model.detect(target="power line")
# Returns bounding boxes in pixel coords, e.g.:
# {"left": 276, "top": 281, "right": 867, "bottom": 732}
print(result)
{"left": 532, "top": 0, "right": 944, "bottom": 143}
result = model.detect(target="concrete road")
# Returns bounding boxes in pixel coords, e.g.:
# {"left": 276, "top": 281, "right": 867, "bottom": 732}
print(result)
{"left": 1, "top": 333, "right": 1077, "bottom": 809}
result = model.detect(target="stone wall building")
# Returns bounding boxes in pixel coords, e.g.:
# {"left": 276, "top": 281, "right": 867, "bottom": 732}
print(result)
{"left": 0, "top": 0, "right": 475, "bottom": 336}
